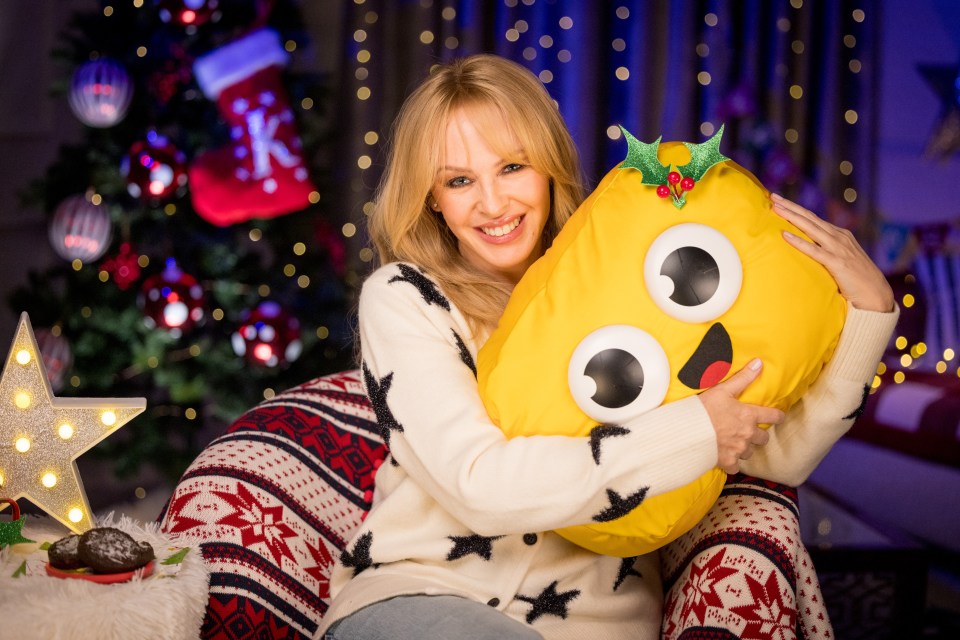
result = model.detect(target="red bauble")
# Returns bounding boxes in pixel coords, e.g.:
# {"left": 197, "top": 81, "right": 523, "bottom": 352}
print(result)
{"left": 34, "top": 329, "right": 72, "bottom": 393}
{"left": 138, "top": 259, "right": 205, "bottom": 336}
{"left": 231, "top": 301, "right": 302, "bottom": 368}
{"left": 48, "top": 195, "right": 113, "bottom": 263}
{"left": 121, "top": 133, "right": 187, "bottom": 202}
{"left": 656, "top": 185, "right": 671, "bottom": 198}
{"left": 102, "top": 242, "right": 142, "bottom": 290}
{"left": 156, "top": 0, "right": 219, "bottom": 26}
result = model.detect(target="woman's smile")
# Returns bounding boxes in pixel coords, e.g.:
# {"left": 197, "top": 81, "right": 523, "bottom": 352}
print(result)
{"left": 478, "top": 215, "right": 524, "bottom": 240}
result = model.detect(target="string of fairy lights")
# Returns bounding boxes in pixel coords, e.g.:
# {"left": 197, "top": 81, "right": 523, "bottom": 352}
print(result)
{"left": 341, "top": 0, "right": 957, "bottom": 388}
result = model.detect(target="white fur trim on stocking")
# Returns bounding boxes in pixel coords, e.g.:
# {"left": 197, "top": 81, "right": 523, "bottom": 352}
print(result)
{"left": 194, "top": 28, "right": 289, "bottom": 100}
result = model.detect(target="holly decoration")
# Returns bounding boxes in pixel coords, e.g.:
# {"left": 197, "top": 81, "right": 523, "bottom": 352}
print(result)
{"left": 620, "top": 124, "right": 730, "bottom": 209}
{"left": 0, "top": 498, "right": 35, "bottom": 549}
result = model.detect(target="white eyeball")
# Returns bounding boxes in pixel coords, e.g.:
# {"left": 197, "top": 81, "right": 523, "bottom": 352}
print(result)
{"left": 567, "top": 325, "right": 670, "bottom": 424}
{"left": 644, "top": 223, "right": 742, "bottom": 323}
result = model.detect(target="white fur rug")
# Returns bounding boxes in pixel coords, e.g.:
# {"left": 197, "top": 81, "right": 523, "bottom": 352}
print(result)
{"left": 0, "top": 513, "right": 209, "bottom": 640}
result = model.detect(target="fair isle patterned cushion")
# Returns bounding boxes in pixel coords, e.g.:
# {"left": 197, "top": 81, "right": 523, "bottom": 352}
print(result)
{"left": 159, "top": 370, "right": 386, "bottom": 640}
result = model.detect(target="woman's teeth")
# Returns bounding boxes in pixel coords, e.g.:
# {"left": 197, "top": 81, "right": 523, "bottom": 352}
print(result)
{"left": 481, "top": 217, "right": 521, "bottom": 237}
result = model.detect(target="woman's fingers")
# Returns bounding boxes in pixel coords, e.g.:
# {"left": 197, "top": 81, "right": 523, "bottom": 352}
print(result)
{"left": 770, "top": 194, "right": 895, "bottom": 312}
{"left": 771, "top": 192, "right": 830, "bottom": 239}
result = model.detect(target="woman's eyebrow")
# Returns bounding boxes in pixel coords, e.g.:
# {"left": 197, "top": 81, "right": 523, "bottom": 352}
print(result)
{"left": 439, "top": 153, "right": 527, "bottom": 174}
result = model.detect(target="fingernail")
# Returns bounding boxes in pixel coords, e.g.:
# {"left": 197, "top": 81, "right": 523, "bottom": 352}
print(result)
{"left": 783, "top": 230, "right": 796, "bottom": 240}
{"left": 749, "top": 358, "right": 762, "bottom": 371}
{"left": 771, "top": 192, "right": 783, "bottom": 200}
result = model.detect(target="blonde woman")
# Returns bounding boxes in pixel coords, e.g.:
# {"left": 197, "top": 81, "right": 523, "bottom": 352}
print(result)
{"left": 318, "top": 54, "right": 896, "bottom": 640}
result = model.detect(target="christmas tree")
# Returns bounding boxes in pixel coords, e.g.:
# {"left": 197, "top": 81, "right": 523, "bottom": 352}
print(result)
{"left": 8, "top": 1, "right": 356, "bottom": 484}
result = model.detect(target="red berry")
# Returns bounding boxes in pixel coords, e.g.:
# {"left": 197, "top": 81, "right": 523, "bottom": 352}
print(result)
{"left": 667, "top": 171, "right": 682, "bottom": 185}
{"left": 680, "top": 177, "right": 695, "bottom": 191}
{"left": 656, "top": 184, "right": 671, "bottom": 198}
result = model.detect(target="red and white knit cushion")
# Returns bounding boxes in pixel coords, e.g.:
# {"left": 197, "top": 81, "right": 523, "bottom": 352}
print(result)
{"left": 159, "top": 370, "right": 386, "bottom": 640}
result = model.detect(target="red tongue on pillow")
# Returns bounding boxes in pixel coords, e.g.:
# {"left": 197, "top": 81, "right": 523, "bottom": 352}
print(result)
{"left": 677, "top": 322, "right": 732, "bottom": 390}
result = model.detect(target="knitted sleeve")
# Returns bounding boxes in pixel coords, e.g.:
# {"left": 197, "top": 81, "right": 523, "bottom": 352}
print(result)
{"left": 358, "top": 263, "right": 718, "bottom": 537}
{"left": 740, "top": 303, "right": 900, "bottom": 485}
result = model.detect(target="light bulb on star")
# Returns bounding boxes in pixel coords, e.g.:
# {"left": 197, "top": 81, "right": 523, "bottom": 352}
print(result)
{"left": 0, "top": 313, "right": 145, "bottom": 533}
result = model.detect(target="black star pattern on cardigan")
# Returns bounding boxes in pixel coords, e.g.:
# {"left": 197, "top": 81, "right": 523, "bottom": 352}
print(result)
{"left": 362, "top": 361, "right": 404, "bottom": 446}
{"left": 842, "top": 383, "right": 871, "bottom": 420}
{"left": 613, "top": 556, "right": 643, "bottom": 591}
{"left": 452, "top": 329, "right": 477, "bottom": 377}
{"left": 588, "top": 425, "right": 630, "bottom": 464}
{"left": 593, "top": 486, "right": 649, "bottom": 522}
{"left": 388, "top": 263, "right": 451, "bottom": 310}
{"left": 446, "top": 534, "right": 504, "bottom": 561}
{"left": 340, "top": 531, "right": 376, "bottom": 577}
{"left": 516, "top": 580, "right": 581, "bottom": 624}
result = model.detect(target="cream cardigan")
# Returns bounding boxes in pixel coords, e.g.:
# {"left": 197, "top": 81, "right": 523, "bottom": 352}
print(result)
{"left": 316, "top": 262, "right": 898, "bottom": 640}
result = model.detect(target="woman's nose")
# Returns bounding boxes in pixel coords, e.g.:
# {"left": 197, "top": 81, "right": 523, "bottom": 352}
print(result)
{"left": 478, "top": 181, "right": 508, "bottom": 216}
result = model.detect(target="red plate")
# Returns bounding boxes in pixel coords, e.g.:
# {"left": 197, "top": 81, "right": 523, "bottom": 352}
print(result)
{"left": 45, "top": 559, "right": 156, "bottom": 584}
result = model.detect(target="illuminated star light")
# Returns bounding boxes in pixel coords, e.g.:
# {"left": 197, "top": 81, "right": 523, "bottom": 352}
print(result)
{"left": 0, "top": 313, "right": 145, "bottom": 533}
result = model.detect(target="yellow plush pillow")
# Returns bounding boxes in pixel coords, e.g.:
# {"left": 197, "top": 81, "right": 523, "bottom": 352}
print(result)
{"left": 476, "top": 127, "right": 846, "bottom": 557}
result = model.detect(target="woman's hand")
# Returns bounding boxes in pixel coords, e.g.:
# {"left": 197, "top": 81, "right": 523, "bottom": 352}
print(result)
{"left": 699, "top": 359, "right": 783, "bottom": 474}
{"left": 771, "top": 193, "right": 895, "bottom": 312}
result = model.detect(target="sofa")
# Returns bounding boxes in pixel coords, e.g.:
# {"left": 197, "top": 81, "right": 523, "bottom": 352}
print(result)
{"left": 159, "top": 369, "right": 833, "bottom": 639}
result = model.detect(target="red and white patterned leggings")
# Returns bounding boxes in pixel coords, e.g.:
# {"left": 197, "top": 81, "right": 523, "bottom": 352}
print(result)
{"left": 661, "top": 474, "right": 833, "bottom": 640}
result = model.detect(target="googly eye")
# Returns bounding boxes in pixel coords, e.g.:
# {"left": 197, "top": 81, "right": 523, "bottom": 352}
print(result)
{"left": 643, "top": 223, "right": 743, "bottom": 323}
{"left": 567, "top": 325, "right": 670, "bottom": 424}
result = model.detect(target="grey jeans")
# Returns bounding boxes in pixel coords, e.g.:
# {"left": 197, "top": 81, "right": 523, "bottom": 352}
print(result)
{"left": 322, "top": 594, "right": 543, "bottom": 640}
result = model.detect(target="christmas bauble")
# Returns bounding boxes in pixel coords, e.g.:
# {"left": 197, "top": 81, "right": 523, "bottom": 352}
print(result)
{"left": 139, "top": 259, "right": 205, "bottom": 336}
{"left": 121, "top": 134, "right": 188, "bottom": 202}
{"left": 231, "top": 301, "right": 302, "bottom": 367}
{"left": 48, "top": 195, "right": 113, "bottom": 263}
{"left": 34, "top": 329, "right": 73, "bottom": 393}
{"left": 156, "top": 0, "right": 219, "bottom": 26}
{"left": 68, "top": 59, "right": 133, "bottom": 128}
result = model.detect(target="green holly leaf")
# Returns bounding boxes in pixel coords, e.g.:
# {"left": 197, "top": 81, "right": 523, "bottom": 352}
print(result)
{"left": 161, "top": 547, "right": 191, "bottom": 565}
{"left": 678, "top": 123, "right": 730, "bottom": 182}
{"left": 12, "top": 560, "right": 27, "bottom": 578}
{"left": 620, "top": 126, "right": 670, "bottom": 186}
{"left": 0, "top": 516, "right": 34, "bottom": 549}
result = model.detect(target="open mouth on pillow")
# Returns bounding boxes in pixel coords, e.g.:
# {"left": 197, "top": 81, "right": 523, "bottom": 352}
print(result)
{"left": 678, "top": 323, "right": 732, "bottom": 390}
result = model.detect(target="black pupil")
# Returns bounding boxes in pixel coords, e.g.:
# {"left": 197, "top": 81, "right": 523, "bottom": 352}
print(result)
{"left": 583, "top": 348, "right": 644, "bottom": 409}
{"left": 660, "top": 246, "right": 719, "bottom": 307}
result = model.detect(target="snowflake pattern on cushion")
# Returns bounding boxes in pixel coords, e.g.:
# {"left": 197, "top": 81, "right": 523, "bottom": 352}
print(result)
{"left": 160, "top": 370, "right": 386, "bottom": 640}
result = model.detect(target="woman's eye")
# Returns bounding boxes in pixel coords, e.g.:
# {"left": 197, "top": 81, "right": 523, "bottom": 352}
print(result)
{"left": 643, "top": 223, "right": 743, "bottom": 323}
{"left": 446, "top": 176, "right": 470, "bottom": 188}
{"left": 503, "top": 163, "right": 525, "bottom": 174}
{"left": 567, "top": 325, "right": 670, "bottom": 424}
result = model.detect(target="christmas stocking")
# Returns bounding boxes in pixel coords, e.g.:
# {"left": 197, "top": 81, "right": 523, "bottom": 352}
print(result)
{"left": 189, "top": 28, "right": 316, "bottom": 226}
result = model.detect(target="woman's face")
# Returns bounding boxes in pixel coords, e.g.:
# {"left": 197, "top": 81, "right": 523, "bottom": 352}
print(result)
{"left": 432, "top": 109, "right": 551, "bottom": 285}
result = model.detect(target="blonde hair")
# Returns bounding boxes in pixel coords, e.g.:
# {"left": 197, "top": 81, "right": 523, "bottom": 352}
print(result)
{"left": 368, "top": 54, "right": 584, "bottom": 337}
